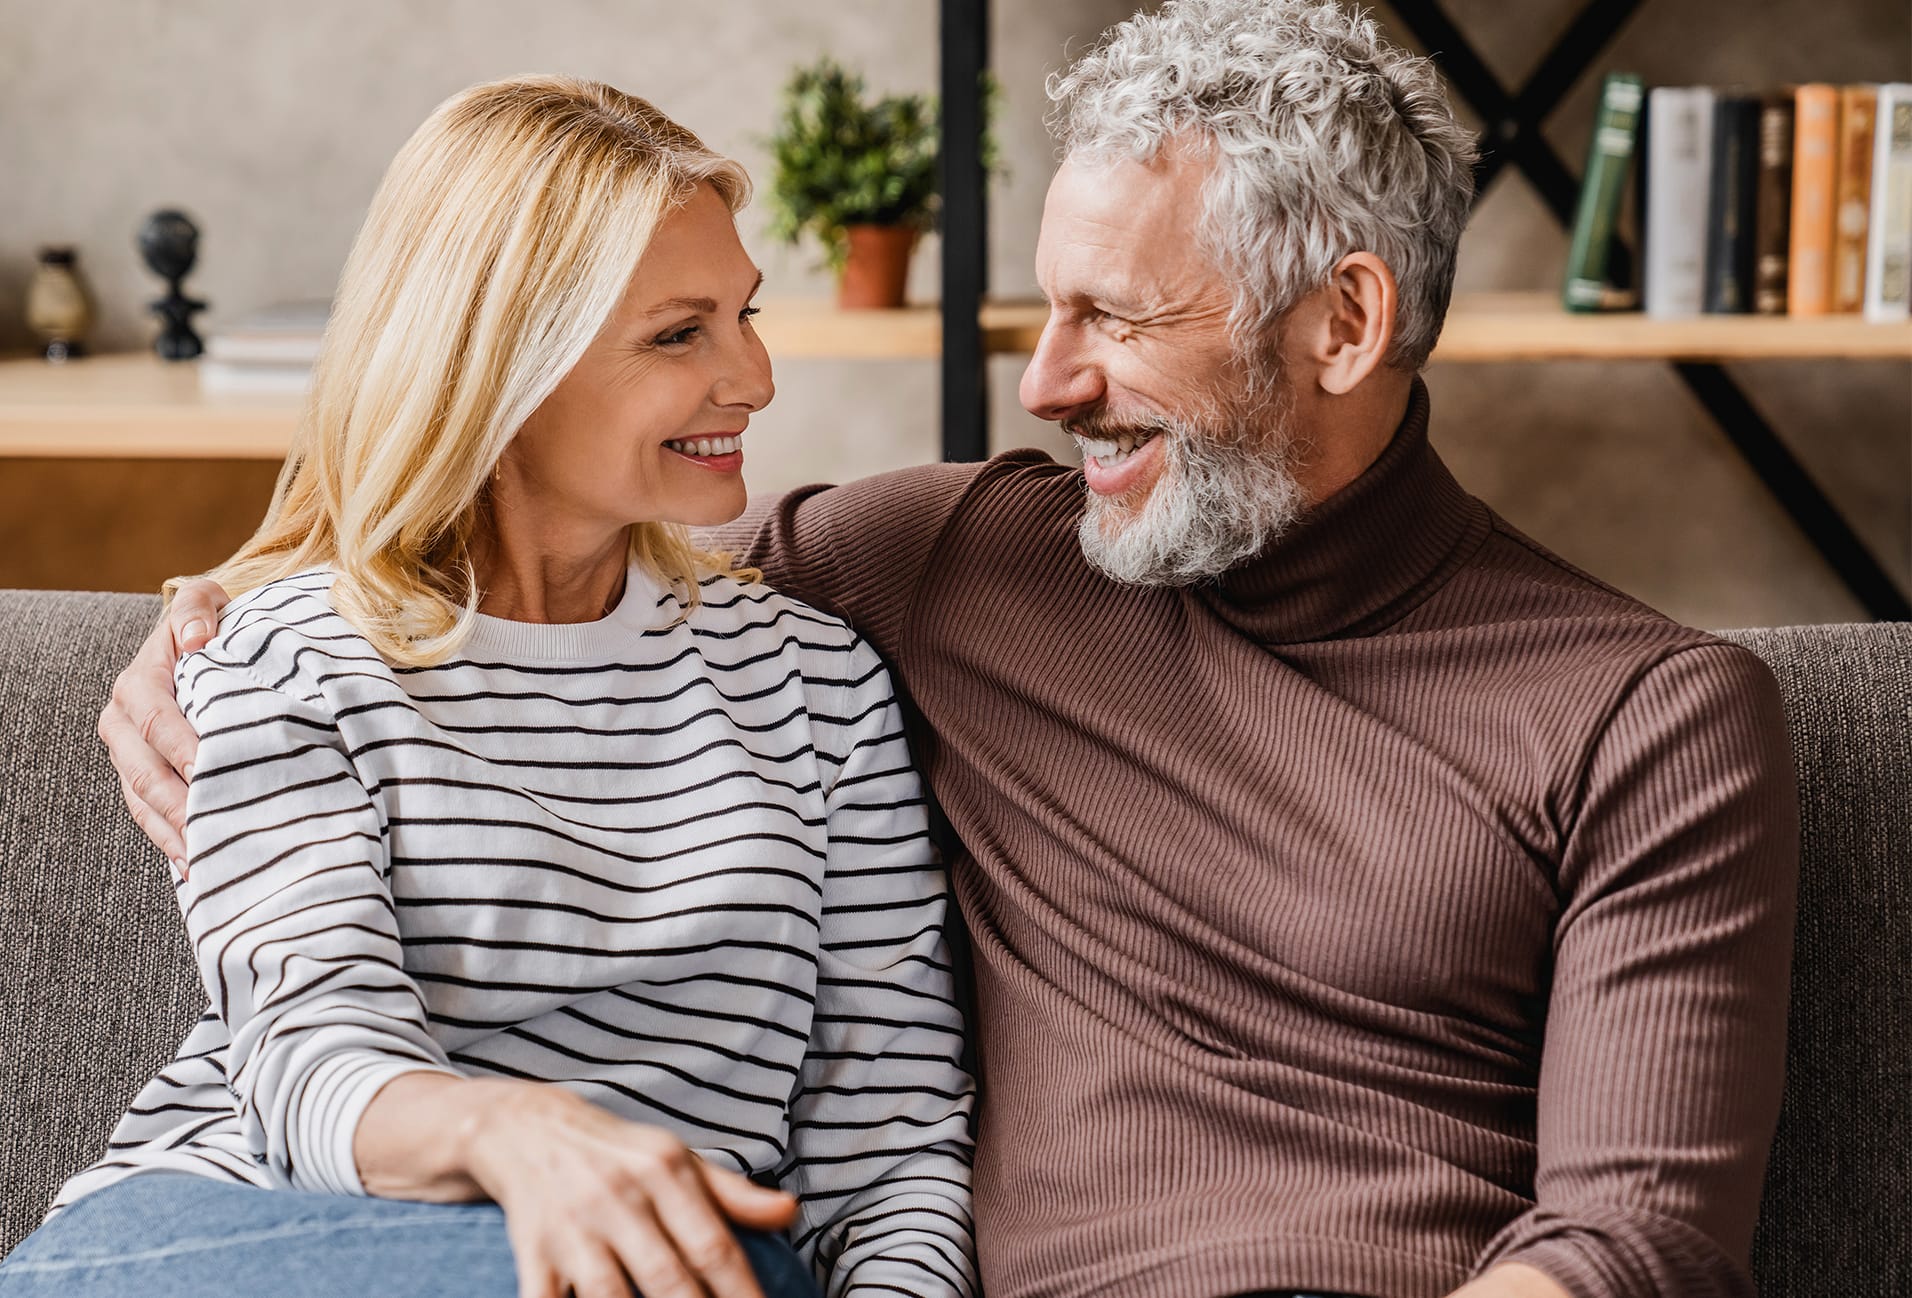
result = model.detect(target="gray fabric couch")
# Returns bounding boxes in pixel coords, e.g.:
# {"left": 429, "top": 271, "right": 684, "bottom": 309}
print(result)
{"left": 1, "top": 589, "right": 1906, "bottom": 1293}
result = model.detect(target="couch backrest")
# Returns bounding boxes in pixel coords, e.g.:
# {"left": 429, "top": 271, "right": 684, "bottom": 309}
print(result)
{"left": 1715, "top": 626, "right": 1912, "bottom": 1294}
{"left": 0, "top": 591, "right": 206, "bottom": 1256}
{"left": 0, "top": 591, "right": 1906, "bottom": 1291}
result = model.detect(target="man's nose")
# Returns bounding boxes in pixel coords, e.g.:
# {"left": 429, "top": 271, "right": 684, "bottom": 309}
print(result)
{"left": 1018, "top": 320, "right": 1103, "bottom": 423}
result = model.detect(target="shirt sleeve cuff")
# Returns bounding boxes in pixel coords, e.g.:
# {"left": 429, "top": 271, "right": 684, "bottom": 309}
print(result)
{"left": 291, "top": 1052, "right": 459, "bottom": 1195}
{"left": 1480, "top": 1206, "right": 1756, "bottom": 1298}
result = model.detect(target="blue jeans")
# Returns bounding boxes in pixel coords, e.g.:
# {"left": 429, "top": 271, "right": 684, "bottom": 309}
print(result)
{"left": 0, "top": 1173, "right": 820, "bottom": 1298}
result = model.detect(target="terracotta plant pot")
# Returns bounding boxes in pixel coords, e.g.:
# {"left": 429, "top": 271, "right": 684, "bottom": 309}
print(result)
{"left": 837, "top": 224, "right": 918, "bottom": 309}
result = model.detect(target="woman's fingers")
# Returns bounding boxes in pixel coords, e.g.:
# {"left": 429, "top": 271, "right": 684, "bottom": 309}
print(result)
{"left": 650, "top": 1160, "right": 769, "bottom": 1298}
{"left": 701, "top": 1163, "right": 798, "bottom": 1231}
{"left": 562, "top": 1234, "right": 661, "bottom": 1298}
{"left": 596, "top": 1197, "right": 710, "bottom": 1298}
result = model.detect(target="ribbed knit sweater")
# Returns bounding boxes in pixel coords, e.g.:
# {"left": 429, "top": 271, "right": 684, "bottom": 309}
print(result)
{"left": 706, "top": 376, "right": 1799, "bottom": 1298}
{"left": 54, "top": 566, "right": 978, "bottom": 1298}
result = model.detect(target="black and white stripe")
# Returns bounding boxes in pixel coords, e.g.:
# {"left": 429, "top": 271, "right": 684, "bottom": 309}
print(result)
{"left": 54, "top": 564, "right": 976, "bottom": 1298}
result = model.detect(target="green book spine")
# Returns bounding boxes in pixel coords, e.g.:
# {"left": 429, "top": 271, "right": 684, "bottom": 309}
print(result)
{"left": 1563, "top": 73, "right": 1646, "bottom": 311}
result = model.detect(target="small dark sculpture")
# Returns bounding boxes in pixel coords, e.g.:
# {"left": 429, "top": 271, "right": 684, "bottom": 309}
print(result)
{"left": 137, "top": 209, "right": 208, "bottom": 361}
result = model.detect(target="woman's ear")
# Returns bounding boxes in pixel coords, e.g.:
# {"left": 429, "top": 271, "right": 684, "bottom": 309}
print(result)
{"left": 1308, "top": 251, "right": 1398, "bottom": 396}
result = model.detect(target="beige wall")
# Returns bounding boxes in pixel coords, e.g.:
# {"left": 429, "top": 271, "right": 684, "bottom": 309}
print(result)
{"left": 0, "top": 0, "right": 1906, "bottom": 625}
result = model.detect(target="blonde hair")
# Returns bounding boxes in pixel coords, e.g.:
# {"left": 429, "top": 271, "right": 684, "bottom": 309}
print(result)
{"left": 171, "top": 76, "right": 755, "bottom": 665}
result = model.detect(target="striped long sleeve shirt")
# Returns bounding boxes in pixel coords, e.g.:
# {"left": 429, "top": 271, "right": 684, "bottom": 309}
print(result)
{"left": 53, "top": 564, "right": 977, "bottom": 1298}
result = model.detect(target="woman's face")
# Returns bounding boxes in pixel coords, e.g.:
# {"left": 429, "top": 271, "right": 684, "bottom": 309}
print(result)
{"left": 499, "top": 183, "right": 773, "bottom": 539}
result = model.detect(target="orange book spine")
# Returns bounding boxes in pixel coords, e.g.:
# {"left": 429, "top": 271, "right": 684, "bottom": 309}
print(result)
{"left": 1832, "top": 85, "right": 1878, "bottom": 313}
{"left": 1788, "top": 85, "right": 1839, "bottom": 315}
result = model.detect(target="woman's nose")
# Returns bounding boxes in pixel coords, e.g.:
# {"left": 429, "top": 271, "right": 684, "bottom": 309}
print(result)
{"left": 717, "top": 331, "right": 776, "bottom": 412}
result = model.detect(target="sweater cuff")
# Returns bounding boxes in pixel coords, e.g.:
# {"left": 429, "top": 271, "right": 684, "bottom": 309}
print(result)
{"left": 291, "top": 1053, "right": 458, "bottom": 1195}
{"left": 1479, "top": 1206, "right": 1755, "bottom": 1298}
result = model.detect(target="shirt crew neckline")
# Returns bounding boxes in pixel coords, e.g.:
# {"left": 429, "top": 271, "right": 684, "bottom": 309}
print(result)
{"left": 461, "top": 560, "right": 676, "bottom": 663}
{"left": 1193, "top": 375, "right": 1493, "bottom": 645}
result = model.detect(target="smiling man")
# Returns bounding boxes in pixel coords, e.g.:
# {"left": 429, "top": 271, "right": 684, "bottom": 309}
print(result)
{"left": 102, "top": 3, "right": 1798, "bottom": 1297}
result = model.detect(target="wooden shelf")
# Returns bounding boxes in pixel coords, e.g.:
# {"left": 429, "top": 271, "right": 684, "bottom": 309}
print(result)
{"left": 3, "top": 294, "right": 1906, "bottom": 459}
{"left": 1430, "top": 292, "right": 1912, "bottom": 362}
{"left": 975, "top": 292, "right": 1912, "bottom": 361}
{"left": 0, "top": 353, "right": 301, "bottom": 458}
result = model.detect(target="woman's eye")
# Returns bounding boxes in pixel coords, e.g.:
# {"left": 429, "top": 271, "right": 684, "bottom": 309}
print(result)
{"left": 657, "top": 325, "right": 699, "bottom": 347}
{"left": 741, "top": 305, "right": 762, "bottom": 324}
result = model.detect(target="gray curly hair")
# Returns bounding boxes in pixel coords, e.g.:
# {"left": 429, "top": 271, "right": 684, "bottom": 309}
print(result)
{"left": 1047, "top": 0, "right": 1478, "bottom": 373}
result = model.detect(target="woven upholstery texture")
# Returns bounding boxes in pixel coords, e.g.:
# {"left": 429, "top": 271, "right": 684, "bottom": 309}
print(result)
{"left": 0, "top": 592, "right": 204, "bottom": 1258}
{"left": 1718, "top": 627, "right": 1912, "bottom": 1296}
{"left": 0, "top": 591, "right": 1905, "bottom": 1294}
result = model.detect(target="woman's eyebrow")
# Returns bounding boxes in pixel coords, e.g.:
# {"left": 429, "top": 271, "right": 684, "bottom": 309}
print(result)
{"left": 644, "top": 269, "right": 765, "bottom": 317}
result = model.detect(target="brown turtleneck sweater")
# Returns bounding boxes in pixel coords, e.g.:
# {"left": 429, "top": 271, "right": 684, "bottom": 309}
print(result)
{"left": 709, "top": 378, "right": 1798, "bottom": 1298}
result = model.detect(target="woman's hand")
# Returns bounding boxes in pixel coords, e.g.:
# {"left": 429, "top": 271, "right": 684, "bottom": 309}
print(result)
{"left": 360, "top": 1073, "right": 799, "bottom": 1298}
{"left": 97, "top": 578, "right": 229, "bottom": 873}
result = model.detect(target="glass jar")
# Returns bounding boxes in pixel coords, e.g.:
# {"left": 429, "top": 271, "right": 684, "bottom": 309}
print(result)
{"left": 25, "top": 247, "right": 94, "bottom": 362}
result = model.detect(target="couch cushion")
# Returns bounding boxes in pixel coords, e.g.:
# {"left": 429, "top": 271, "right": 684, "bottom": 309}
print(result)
{"left": 1719, "top": 626, "right": 1912, "bottom": 1294}
{"left": 0, "top": 597, "right": 1905, "bottom": 1294}
{"left": 0, "top": 591, "right": 202, "bottom": 1257}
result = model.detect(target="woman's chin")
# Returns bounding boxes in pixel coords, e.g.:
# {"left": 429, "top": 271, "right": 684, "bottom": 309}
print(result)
{"left": 654, "top": 481, "right": 750, "bottom": 530}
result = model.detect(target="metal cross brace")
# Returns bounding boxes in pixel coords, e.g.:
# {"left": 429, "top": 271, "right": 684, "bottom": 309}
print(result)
{"left": 1388, "top": 0, "right": 1910, "bottom": 619}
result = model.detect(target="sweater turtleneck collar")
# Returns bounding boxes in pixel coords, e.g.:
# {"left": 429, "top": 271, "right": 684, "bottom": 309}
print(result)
{"left": 1192, "top": 375, "right": 1491, "bottom": 645}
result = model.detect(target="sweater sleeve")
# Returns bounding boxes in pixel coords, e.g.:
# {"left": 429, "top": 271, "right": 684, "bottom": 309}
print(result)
{"left": 174, "top": 648, "right": 459, "bottom": 1194}
{"left": 695, "top": 459, "right": 991, "bottom": 666}
{"left": 1474, "top": 642, "right": 1800, "bottom": 1297}
{"left": 780, "top": 638, "right": 978, "bottom": 1298}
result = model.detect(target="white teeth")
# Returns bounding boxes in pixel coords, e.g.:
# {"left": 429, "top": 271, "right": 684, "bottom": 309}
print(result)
{"left": 665, "top": 436, "right": 741, "bottom": 456}
{"left": 1076, "top": 432, "right": 1155, "bottom": 469}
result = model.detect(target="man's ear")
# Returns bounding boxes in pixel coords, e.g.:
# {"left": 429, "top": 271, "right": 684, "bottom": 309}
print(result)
{"left": 1307, "top": 251, "right": 1398, "bottom": 396}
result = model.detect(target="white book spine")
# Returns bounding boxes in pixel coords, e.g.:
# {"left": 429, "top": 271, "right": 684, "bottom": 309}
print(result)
{"left": 197, "top": 360, "right": 313, "bottom": 395}
{"left": 1863, "top": 83, "right": 1912, "bottom": 322}
{"left": 1645, "top": 86, "right": 1715, "bottom": 319}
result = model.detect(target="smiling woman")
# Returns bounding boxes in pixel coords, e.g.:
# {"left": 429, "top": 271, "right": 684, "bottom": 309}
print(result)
{"left": 173, "top": 76, "right": 771, "bottom": 662}
{"left": 0, "top": 75, "right": 976, "bottom": 1298}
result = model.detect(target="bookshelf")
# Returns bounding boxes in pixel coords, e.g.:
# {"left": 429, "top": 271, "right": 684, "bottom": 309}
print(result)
{"left": 3, "top": 296, "right": 1905, "bottom": 460}
{"left": 1376, "top": 0, "right": 1911, "bottom": 620}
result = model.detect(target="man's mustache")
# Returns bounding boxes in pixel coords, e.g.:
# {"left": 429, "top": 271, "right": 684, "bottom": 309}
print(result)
{"left": 1062, "top": 411, "right": 1179, "bottom": 443}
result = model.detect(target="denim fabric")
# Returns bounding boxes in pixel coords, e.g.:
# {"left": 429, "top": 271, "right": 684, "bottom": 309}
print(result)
{"left": 0, "top": 1173, "right": 819, "bottom": 1298}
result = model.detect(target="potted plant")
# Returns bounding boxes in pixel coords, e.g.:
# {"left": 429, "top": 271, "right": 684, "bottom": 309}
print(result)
{"left": 767, "top": 59, "right": 990, "bottom": 309}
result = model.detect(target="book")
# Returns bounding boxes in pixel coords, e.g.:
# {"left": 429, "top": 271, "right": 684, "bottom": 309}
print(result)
{"left": 197, "top": 360, "right": 314, "bottom": 396}
{"left": 203, "top": 300, "right": 331, "bottom": 366}
{"left": 1862, "top": 83, "right": 1912, "bottom": 322}
{"left": 1644, "top": 86, "right": 1715, "bottom": 317}
{"left": 1563, "top": 73, "right": 1645, "bottom": 312}
{"left": 1703, "top": 94, "right": 1761, "bottom": 313}
{"left": 1787, "top": 84, "right": 1840, "bottom": 316}
{"left": 1832, "top": 85, "right": 1877, "bottom": 313}
{"left": 1753, "top": 92, "right": 1795, "bottom": 314}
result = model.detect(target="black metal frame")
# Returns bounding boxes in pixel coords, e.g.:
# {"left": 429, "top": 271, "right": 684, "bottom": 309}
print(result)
{"left": 1387, "top": 0, "right": 1910, "bottom": 620}
{"left": 939, "top": 0, "right": 990, "bottom": 464}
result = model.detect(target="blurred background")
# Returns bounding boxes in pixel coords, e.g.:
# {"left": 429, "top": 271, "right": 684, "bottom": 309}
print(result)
{"left": 1, "top": 0, "right": 1907, "bottom": 627}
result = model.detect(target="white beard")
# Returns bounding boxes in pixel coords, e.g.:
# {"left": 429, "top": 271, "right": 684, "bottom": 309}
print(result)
{"left": 1074, "top": 400, "right": 1304, "bottom": 588}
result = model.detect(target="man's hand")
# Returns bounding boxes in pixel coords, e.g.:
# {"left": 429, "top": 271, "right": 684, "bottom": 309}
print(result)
{"left": 1447, "top": 1263, "right": 1573, "bottom": 1298}
{"left": 98, "top": 578, "right": 230, "bottom": 873}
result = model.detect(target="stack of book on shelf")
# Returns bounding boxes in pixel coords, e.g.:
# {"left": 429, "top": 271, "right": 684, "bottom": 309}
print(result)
{"left": 1564, "top": 75, "right": 1912, "bottom": 321}
{"left": 198, "top": 301, "right": 330, "bottom": 394}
